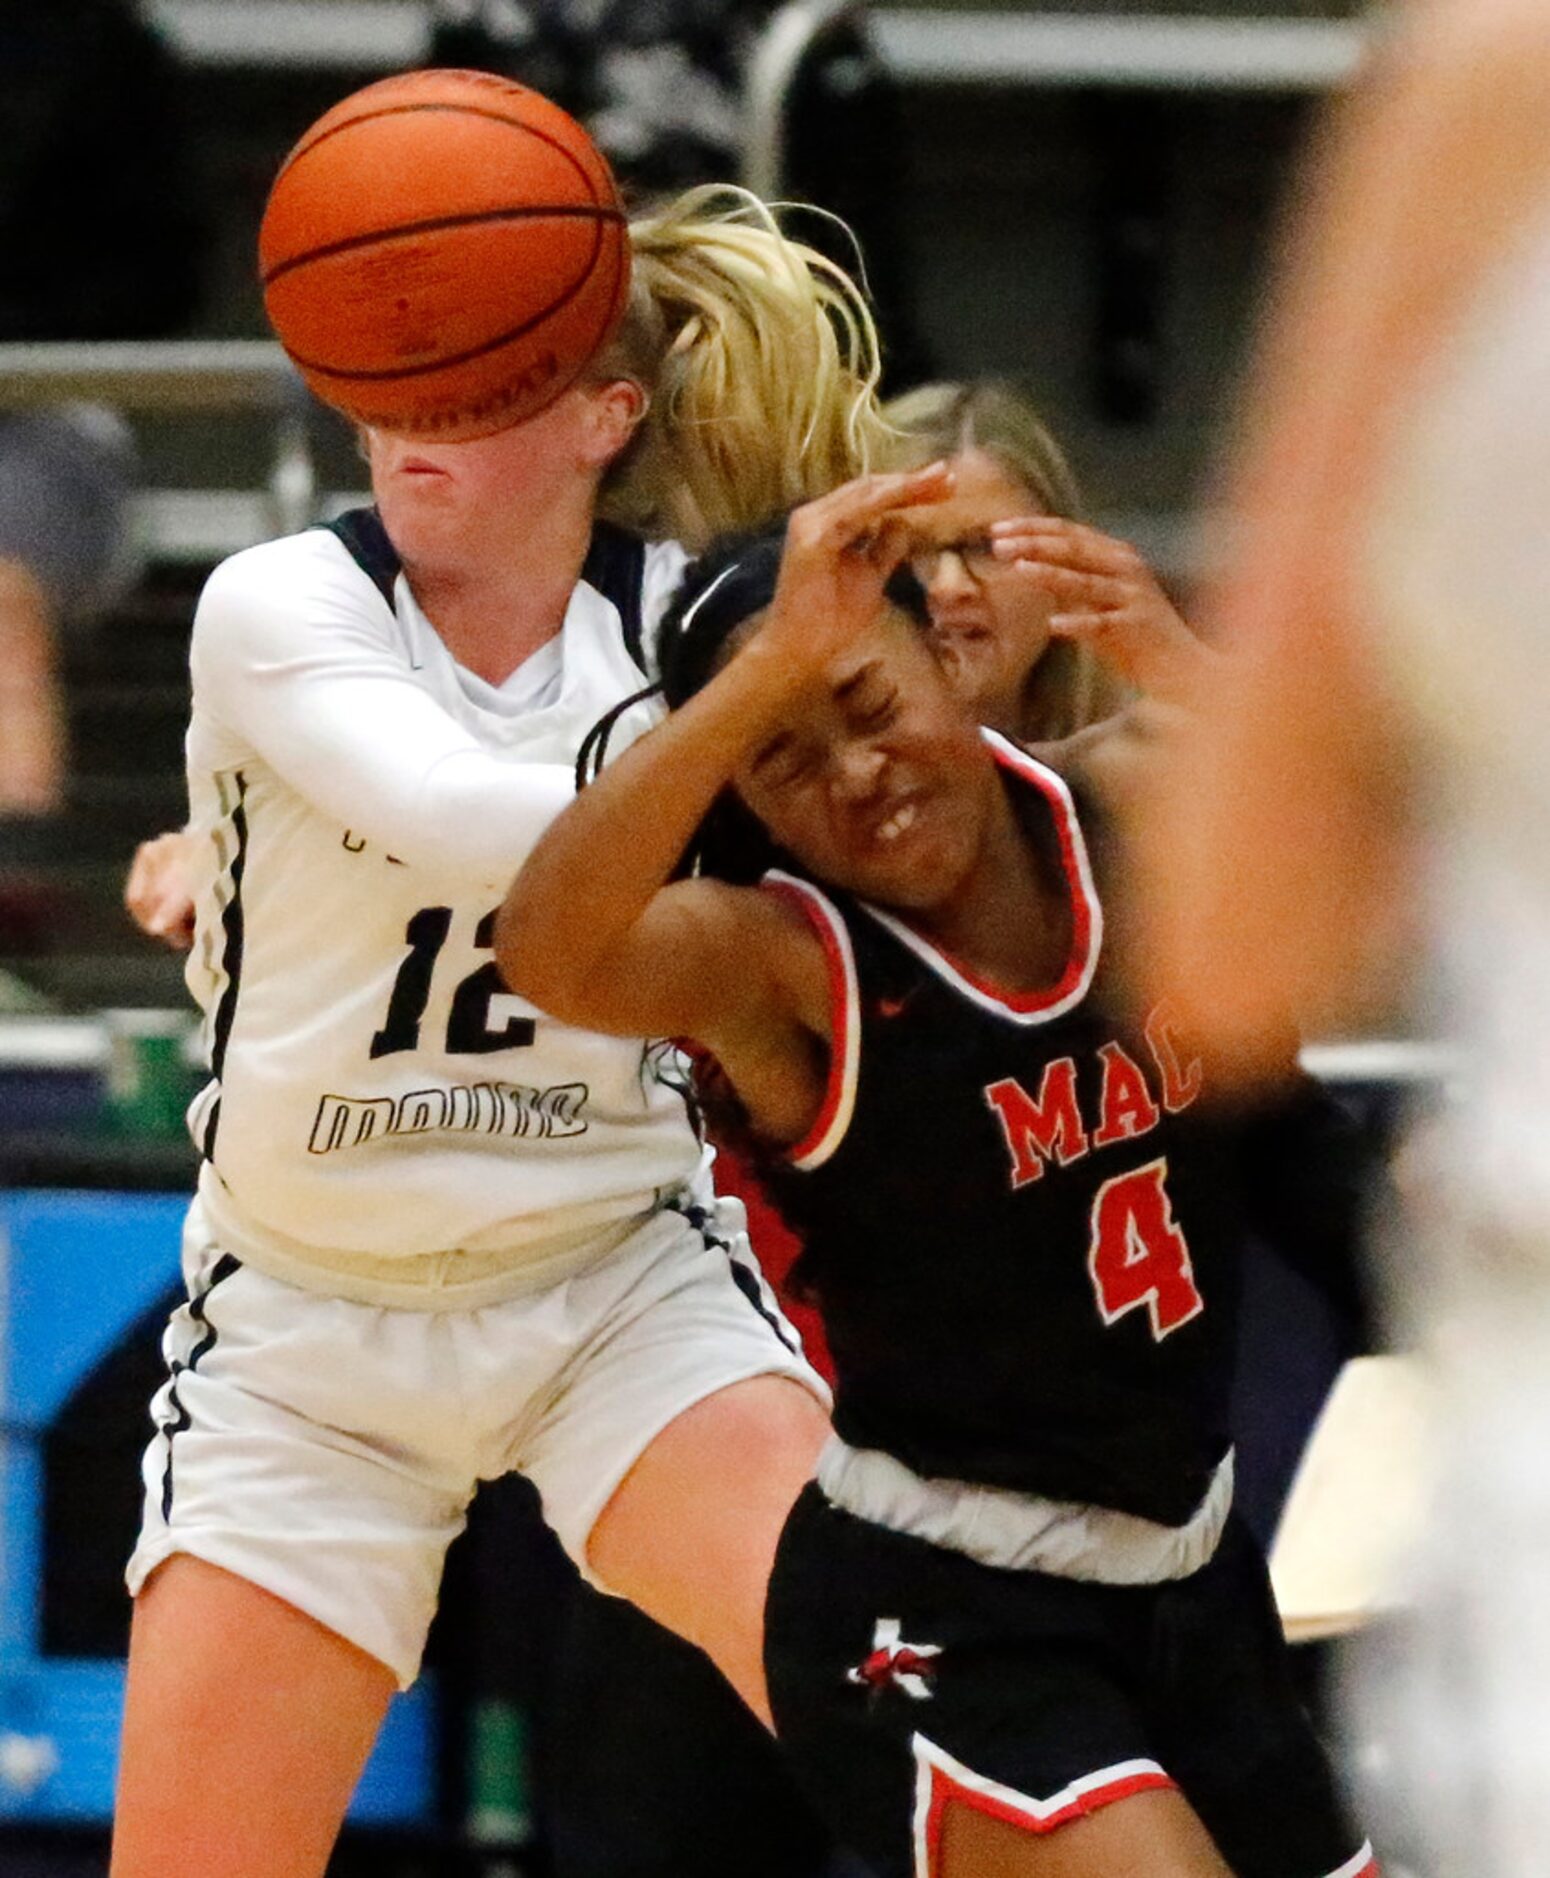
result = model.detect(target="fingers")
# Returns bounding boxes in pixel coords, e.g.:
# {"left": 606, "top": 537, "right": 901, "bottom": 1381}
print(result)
{"left": 791, "top": 463, "right": 953, "bottom": 556}
{"left": 1046, "top": 610, "right": 1107, "bottom": 639}
{"left": 990, "top": 516, "right": 1152, "bottom": 582}
{"left": 1041, "top": 610, "right": 1174, "bottom": 657}
{"left": 852, "top": 514, "right": 916, "bottom": 577}
{"left": 1012, "top": 564, "right": 1132, "bottom": 610}
{"left": 1046, "top": 606, "right": 1222, "bottom": 705}
{"left": 143, "top": 900, "right": 194, "bottom": 950}
{"left": 146, "top": 884, "right": 196, "bottom": 946}
{"left": 124, "top": 832, "right": 197, "bottom": 950}
{"left": 124, "top": 841, "right": 166, "bottom": 924}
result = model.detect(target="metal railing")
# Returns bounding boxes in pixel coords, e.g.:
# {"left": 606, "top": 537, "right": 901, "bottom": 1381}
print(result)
{"left": 0, "top": 342, "right": 1200, "bottom": 568}
{"left": 0, "top": 1013, "right": 1448, "bottom": 1085}
{"left": 744, "top": 7, "right": 1370, "bottom": 195}
{"left": 0, "top": 340, "right": 329, "bottom": 544}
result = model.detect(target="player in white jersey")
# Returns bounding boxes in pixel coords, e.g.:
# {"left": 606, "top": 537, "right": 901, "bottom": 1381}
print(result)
{"left": 110, "top": 187, "right": 892, "bottom": 1878}
{"left": 1131, "top": 1, "right": 1550, "bottom": 1870}
{"left": 178, "top": 513, "right": 697, "bottom": 1288}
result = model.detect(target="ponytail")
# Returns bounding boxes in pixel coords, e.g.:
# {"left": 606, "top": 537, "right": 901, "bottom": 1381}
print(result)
{"left": 596, "top": 186, "right": 892, "bottom": 550}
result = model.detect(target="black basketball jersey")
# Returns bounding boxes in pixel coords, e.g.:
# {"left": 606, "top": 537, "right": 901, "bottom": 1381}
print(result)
{"left": 759, "top": 732, "right": 1243, "bottom": 1528}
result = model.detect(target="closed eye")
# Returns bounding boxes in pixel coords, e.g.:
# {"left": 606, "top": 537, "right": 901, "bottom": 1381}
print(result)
{"left": 753, "top": 734, "right": 816, "bottom": 790}
{"left": 835, "top": 664, "right": 898, "bottom": 729}
{"left": 853, "top": 691, "right": 898, "bottom": 729}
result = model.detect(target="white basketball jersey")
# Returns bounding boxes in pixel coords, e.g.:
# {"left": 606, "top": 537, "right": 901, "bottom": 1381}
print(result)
{"left": 182, "top": 513, "right": 705, "bottom": 1295}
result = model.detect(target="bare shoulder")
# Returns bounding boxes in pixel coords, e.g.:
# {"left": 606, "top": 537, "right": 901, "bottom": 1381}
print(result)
{"left": 670, "top": 875, "right": 838, "bottom": 1150}
{"left": 688, "top": 874, "right": 835, "bottom": 1046}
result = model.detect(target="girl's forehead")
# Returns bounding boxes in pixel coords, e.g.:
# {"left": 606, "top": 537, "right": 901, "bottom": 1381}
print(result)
{"left": 747, "top": 612, "right": 928, "bottom": 736}
{"left": 911, "top": 449, "right": 1038, "bottom": 540}
{"left": 819, "top": 608, "right": 938, "bottom": 689}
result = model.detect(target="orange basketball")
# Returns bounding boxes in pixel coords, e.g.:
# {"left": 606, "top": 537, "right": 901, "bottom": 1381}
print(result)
{"left": 259, "top": 69, "right": 630, "bottom": 441}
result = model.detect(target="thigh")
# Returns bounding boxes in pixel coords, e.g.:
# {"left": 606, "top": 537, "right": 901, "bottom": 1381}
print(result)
{"left": 766, "top": 1485, "right": 1202, "bottom": 1878}
{"left": 112, "top": 1554, "right": 396, "bottom": 1878}
{"left": 585, "top": 1373, "right": 828, "bottom": 1722}
{"left": 939, "top": 1786, "right": 1231, "bottom": 1878}
{"left": 518, "top": 1196, "right": 830, "bottom": 1720}
{"left": 1151, "top": 1521, "right": 1378, "bottom": 1878}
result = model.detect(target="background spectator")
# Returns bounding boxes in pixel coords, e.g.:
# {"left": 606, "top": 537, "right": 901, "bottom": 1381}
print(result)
{"left": 0, "top": 0, "right": 205, "bottom": 955}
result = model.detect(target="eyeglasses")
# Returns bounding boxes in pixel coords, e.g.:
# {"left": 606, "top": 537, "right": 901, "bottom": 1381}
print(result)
{"left": 908, "top": 538, "right": 1003, "bottom": 584}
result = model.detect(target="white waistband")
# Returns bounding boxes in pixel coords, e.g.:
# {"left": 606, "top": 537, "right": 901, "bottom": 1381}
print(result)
{"left": 816, "top": 1438, "right": 1234, "bottom": 1584}
{"left": 191, "top": 1173, "right": 668, "bottom": 1311}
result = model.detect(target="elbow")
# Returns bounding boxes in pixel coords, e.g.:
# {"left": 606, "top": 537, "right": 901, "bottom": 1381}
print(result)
{"left": 492, "top": 892, "right": 558, "bottom": 1011}
{"left": 492, "top": 889, "right": 595, "bottom": 1030}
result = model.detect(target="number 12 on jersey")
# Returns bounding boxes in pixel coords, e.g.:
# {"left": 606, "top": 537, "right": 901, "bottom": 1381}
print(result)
{"left": 371, "top": 906, "right": 535, "bottom": 1058}
{"left": 1086, "top": 1158, "right": 1204, "bottom": 1340}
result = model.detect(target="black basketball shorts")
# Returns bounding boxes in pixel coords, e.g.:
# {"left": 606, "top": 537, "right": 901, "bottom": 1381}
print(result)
{"left": 765, "top": 1485, "right": 1377, "bottom": 1878}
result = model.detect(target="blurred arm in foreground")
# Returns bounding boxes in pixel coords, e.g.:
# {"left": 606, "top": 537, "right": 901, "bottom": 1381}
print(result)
{"left": 1133, "top": 0, "right": 1550, "bottom": 1081}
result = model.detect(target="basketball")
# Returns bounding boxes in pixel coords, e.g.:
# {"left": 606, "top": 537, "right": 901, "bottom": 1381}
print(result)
{"left": 258, "top": 69, "right": 631, "bottom": 441}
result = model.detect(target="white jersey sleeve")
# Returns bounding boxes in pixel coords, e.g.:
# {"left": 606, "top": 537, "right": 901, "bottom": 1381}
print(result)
{"left": 190, "top": 537, "right": 577, "bottom": 884}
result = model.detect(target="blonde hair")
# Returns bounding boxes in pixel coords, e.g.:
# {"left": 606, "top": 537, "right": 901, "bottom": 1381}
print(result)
{"left": 880, "top": 379, "right": 1115, "bottom": 741}
{"left": 596, "top": 186, "right": 891, "bottom": 551}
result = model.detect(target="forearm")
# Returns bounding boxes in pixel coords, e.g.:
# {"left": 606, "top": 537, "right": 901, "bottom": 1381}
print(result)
{"left": 202, "top": 645, "right": 577, "bottom": 886}
{"left": 238, "top": 676, "right": 582, "bottom": 883}
{"left": 497, "top": 638, "right": 802, "bottom": 1010}
{"left": 194, "top": 540, "right": 592, "bottom": 885}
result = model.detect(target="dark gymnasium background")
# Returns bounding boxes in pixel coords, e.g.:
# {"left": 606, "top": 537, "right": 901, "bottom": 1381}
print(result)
{"left": 0, "top": 3, "right": 1411, "bottom": 1874}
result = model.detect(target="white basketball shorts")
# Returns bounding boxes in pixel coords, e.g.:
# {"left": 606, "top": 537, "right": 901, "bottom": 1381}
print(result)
{"left": 127, "top": 1193, "right": 827, "bottom": 1689}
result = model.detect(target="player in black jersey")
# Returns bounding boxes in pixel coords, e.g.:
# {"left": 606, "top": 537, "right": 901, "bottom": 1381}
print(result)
{"left": 496, "top": 467, "right": 1378, "bottom": 1878}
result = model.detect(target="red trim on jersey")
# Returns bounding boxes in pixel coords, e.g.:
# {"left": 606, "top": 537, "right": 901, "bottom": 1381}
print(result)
{"left": 1323, "top": 1845, "right": 1380, "bottom": 1878}
{"left": 761, "top": 872, "right": 859, "bottom": 1170}
{"left": 912, "top": 1736, "right": 1175, "bottom": 1877}
{"left": 861, "top": 730, "right": 1102, "bottom": 1025}
{"left": 984, "top": 731, "right": 1096, "bottom": 1007}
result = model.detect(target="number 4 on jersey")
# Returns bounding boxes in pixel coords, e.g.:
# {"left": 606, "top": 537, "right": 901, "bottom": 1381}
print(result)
{"left": 1086, "top": 1158, "right": 1203, "bottom": 1340}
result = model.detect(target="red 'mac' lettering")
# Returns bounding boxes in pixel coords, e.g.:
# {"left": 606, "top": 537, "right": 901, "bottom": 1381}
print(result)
{"left": 1144, "top": 1000, "right": 1204, "bottom": 1113}
{"left": 984, "top": 1061, "right": 1088, "bottom": 1187}
{"left": 1091, "top": 1041, "right": 1162, "bottom": 1148}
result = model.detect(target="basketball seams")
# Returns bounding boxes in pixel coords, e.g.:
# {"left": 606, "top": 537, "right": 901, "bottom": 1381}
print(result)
{"left": 356, "top": 236, "right": 623, "bottom": 433}
{"left": 262, "top": 203, "right": 624, "bottom": 289}
{"left": 275, "top": 101, "right": 612, "bottom": 218}
{"left": 281, "top": 223, "right": 615, "bottom": 385}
